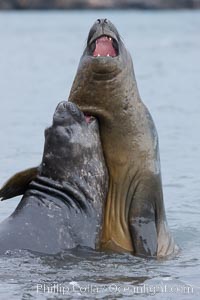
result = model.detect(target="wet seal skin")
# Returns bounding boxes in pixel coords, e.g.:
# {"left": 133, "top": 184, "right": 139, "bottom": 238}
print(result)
{"left": 69, "top": 19, "right": 179, "bottom": 258}
{"left": 0, "top": 102, "right": 108, "bottom": 254}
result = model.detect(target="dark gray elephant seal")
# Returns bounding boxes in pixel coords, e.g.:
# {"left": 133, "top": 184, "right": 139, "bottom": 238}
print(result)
{"left": 0, "top": 102, "right": 108, "bottom": 254}
{"left": 69, "top": 19, "right": 179, "bottom": 257}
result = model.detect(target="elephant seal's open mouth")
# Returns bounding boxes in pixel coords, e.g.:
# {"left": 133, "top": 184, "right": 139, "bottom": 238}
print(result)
{"left": 89, "top": 35, "right": 118, "bottom": 57}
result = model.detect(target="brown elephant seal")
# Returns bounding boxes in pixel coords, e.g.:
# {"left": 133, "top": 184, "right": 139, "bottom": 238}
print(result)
{"left": 68, "top": 19, "right": 179, "bottom": 257}
{"left": 0, "top": 102, "right": 108, "bottom": 254}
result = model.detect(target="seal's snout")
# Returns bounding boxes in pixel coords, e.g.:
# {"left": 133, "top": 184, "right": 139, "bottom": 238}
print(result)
{"left": 96, "top": 18, "right": 108, "bottom": 25}
{"left": 54, "top": 101, "right": 95, "bottom": 126}
{"left": 87, "top": 19, "right": 119, "bottom": 58}
{"left": 64, "top": 102, "right": 96, "bottom": 125}
{"left": 56, "top": 101, "right": 67, "bottom": 113}
{"left": 65, "top": 102, "right": 82, "bottom": 119}
{"left": 55, "top": 101, "right": 80, "bottom": 116}
{"left": 54, "top": 101, "right": 84, "bottom": 124}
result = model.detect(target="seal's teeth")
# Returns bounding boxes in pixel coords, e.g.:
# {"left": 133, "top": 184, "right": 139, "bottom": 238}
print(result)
{"left": 107, "top": 54, "right": 110, "bottom": 57}
{"left": 109, "top": 37, "right": 112, "bottom": 41}
{"left": 97, "top": 54, "right": 100, "bottom": 57}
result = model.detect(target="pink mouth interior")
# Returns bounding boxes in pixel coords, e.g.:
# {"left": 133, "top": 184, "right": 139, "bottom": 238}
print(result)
{"left": 93, "top": 36, "right": 117, "bottom": 57}
{"left": 84, "top": 114, "right": 92, "bottom": 124}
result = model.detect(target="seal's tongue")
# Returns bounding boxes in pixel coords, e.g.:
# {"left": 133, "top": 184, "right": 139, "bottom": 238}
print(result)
{"left": 93, "top": 36, "right": 117, "bottom": 57}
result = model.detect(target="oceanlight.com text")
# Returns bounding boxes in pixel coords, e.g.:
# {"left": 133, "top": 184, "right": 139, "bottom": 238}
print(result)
{"left": 36, "top": 282, "right": 194, "bottom": 296}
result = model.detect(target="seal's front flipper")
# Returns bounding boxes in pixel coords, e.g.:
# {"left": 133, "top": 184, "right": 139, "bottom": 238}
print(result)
{"left": 129, "top": 179, "right": 158, "bottom": 258}
{"left": 0, "top": 167, "right": 39, "bottom": 201}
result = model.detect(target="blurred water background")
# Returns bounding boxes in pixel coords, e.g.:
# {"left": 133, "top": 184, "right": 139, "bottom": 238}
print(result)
{"left": 0, "top": 10, "right": 199, "bottom": 300}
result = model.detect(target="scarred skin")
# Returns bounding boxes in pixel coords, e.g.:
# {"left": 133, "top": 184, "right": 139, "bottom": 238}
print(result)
{"left": 0, "top": 102, "right": 108, "bottom": 254}
{"left": 69, "top": 19, "right": 179, "bottom": 257}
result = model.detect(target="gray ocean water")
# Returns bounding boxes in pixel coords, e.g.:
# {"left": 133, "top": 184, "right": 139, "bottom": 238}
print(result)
{"left": 0, "top": 10, "right": 199, "bottom": 300}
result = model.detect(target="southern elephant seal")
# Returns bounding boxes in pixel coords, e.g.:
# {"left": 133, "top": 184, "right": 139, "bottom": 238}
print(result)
{"left": 69, "top": 19, "right": 179, "bottom": 257}
{"left": 0, "top": 102, "right": 108, "bottom": 254}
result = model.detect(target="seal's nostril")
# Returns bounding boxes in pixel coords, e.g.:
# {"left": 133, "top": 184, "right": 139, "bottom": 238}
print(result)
{"left": 97, "top": 19, "right": 101, "bottom": 24}
{"left": 66, "top": 102, "right": 76, "bottom": 112}
{"left": 56, "top": 101, "right": 66, "bottom": 112}
{"left": 104, "top": 19, "right": 108, "bottom": 24}
{"left": 66, "top": 102, "right": 83, "bottom": 120}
